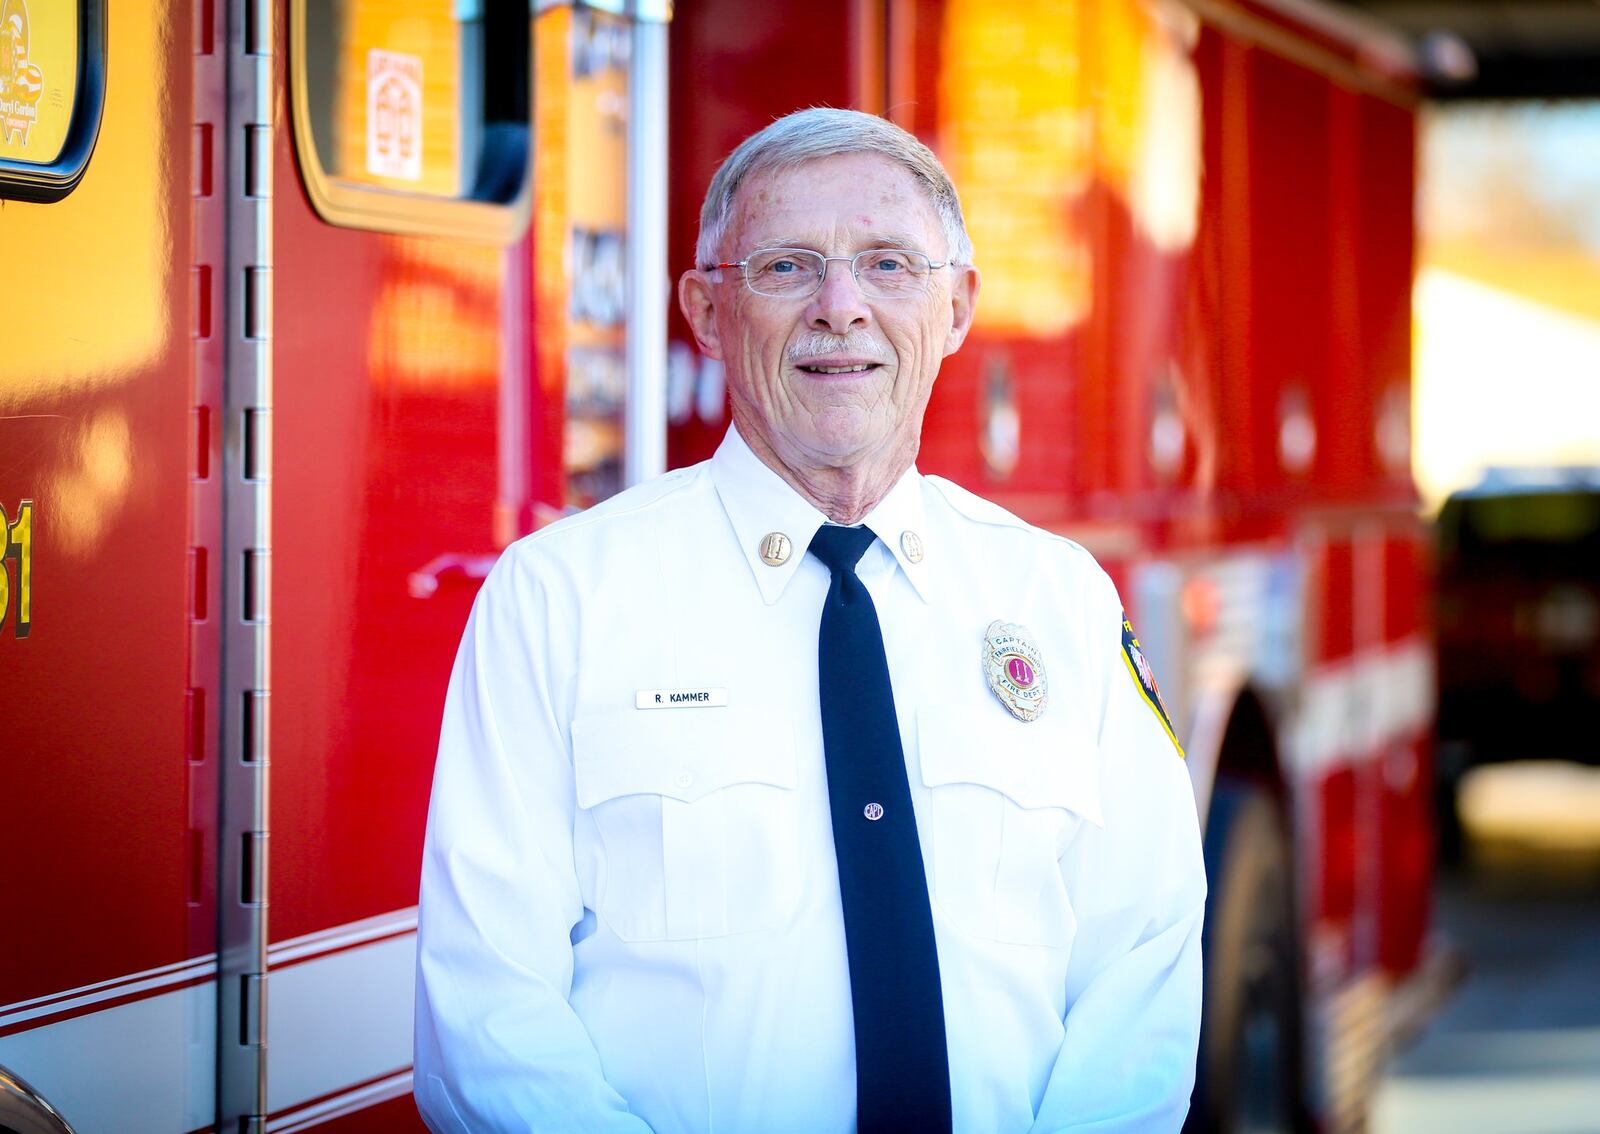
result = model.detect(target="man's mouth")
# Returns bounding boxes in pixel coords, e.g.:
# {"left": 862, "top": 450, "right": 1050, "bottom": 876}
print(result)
{"left": 794, "top": 359, "right": 883, "bottom": 375}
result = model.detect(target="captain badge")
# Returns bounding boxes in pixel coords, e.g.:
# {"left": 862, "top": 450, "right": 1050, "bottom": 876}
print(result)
{"left": 983, "top": 620, "right": 1048, "bottom": 722}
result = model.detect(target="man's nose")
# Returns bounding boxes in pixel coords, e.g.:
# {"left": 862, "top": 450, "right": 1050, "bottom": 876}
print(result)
{"left": 806, "top": 258, "right": 871, "bottom": 335}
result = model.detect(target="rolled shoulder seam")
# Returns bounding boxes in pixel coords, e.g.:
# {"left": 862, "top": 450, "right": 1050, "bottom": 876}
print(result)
{"left": 923, "top": 474, "right": 1096, "bottom": 563}
{"left": 504, "top": 467, "right": 707, "bottom": 560}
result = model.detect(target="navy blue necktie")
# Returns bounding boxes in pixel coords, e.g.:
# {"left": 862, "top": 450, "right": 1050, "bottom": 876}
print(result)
{"left": 809, "top": 524, "right": 952, "bottom": 1134}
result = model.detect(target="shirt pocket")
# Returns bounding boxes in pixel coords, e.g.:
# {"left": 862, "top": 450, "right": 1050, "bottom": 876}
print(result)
{"left": 916, "top": 702, "right": 1103, "bottom": 946}
{"left": 571, "top": 705, "right": 800, "bottom": 942}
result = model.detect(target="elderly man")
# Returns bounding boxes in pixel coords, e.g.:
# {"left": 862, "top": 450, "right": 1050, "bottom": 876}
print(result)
{"left": 415, "top": 108, "right": 1205, "bottom": 1134}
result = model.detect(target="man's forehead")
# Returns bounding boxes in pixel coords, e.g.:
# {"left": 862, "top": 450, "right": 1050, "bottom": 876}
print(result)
{"left": 728, "top": 153, "right": 942, "bottom": 248}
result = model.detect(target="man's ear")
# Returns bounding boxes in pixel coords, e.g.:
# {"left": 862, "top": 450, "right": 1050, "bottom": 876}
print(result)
{"left": 678, "top": 271, "right": 724, "bottom": 361}
{"left": 942, "top": 264, "right": 981, "bottom": 358}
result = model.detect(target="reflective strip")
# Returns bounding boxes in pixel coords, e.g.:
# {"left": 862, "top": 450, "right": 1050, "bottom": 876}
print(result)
{"left": 0, "top": 955, "right": 216, "bottom": 1033}
{"left": 0, "top": 909, "right": 421, "bottom": 1132}
{"left": 1294, "top": 636, "right": 1434, "bottom": 777}
{"left": 266, "top": 925, "right": 417, "bottom": 1116}
{"left": 267, "top": 1070, "right": 414, "bottom": 1133}
{"left": 0, "top": 980, "right": 216, "bottom": 1134}
{"left": 267, "top": 907, "right": 417, "bottom": 969}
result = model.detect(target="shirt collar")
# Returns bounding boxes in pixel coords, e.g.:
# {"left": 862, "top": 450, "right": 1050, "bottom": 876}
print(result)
{"left": 709, "top": 426, "right": 934, "bottom": 606}
{"left": 857, "top": 456, "right": 934, "bottom": 605}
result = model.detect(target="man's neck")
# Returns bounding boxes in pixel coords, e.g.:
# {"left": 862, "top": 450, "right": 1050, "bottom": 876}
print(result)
{"left": 738, "top": 424, "right": 915, "bottom": 527}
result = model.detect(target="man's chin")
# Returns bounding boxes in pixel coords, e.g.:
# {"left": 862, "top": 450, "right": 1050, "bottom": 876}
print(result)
{"left": 797, "top": 430, "right": 904, "bottom": 474}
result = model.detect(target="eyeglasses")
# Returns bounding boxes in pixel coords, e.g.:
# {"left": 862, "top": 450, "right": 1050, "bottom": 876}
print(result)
{"left": 707, "top": 247, "right": 952, "bottom": 300}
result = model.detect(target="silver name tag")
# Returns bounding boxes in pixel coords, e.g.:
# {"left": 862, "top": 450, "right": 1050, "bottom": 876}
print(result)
{"left": 635, "top": 688, "right": 729, "bottom": 709}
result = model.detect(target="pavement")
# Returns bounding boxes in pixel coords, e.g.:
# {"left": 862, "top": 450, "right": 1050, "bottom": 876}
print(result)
{"left": 1371, "top": 761, "right": 1600, "bottom": 1134}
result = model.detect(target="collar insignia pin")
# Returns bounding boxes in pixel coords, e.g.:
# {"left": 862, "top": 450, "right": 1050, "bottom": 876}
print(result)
{"left": 759, "top": 532, "right": 792, "bottom": 566}
{"left": 900, "top": 530, "right": 925, "bottom": 564}
{"left": 984, "top": 620, "right": 1047, "bottom": 722}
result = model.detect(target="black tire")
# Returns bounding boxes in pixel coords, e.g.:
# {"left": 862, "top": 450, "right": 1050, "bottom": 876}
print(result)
{"left": 1184, "top": 779, "right": 1304, "bottom": 1134}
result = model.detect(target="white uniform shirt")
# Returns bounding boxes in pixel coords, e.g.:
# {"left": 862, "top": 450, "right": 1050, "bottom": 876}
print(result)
{"left": 415, "top": 428, "right": 1206, "bottom": 1133}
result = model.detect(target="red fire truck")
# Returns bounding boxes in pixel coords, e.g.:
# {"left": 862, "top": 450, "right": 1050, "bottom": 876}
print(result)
{"left": 1, "top": 1, "right": 1439, "bottom": 1131}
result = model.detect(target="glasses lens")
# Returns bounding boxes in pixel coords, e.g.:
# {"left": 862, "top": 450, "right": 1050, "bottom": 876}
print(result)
{"left": 745, "top": 249, "right": 825, "bottom": 297}
{"left": 854, "top": 250, "right": 933, "bottom": 298}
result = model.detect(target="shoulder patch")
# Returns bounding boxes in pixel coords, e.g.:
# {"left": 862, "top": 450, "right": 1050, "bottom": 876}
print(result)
{"left": 1121, "top": 613, "right": 1184, "bottom": 758}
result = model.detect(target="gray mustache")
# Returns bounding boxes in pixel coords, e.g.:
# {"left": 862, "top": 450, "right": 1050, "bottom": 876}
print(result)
{"left": 787, "top": 331, "right": 888, "bottom": 365}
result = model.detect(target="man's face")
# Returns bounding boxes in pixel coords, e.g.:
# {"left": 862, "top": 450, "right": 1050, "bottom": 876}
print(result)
{"left": 680, "top": 152, "right": 979, "bottom": 479}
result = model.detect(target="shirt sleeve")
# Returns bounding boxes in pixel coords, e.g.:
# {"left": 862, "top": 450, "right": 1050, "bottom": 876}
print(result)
{"left": 1027, "top": 568, "right": 1207, "bottom": 1133}
{"left": 413, "top": 546, "right": 654, "bottom": 1134}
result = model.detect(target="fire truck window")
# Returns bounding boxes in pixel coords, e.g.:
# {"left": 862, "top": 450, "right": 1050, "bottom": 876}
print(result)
{"left": 0, "top": 0, "right": 105, "bottom": 203}
{"left": 291, "top": 0, "right": 532, "bottom": 241}
{"left": 1455, "top": 492, "right": 1600, "bottom": 550}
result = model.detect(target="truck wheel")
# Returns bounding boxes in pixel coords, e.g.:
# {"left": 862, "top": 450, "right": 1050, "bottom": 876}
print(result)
{"left": 1185, "top": 779, "right": 1303, "bottom": 1134}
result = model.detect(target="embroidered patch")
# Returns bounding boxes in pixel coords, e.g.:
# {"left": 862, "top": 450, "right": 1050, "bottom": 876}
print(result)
{"left": 1121, "top": 613, "right": 1184, "bottom": 757}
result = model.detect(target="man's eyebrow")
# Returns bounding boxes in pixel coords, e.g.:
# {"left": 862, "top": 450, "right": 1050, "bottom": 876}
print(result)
{"left": 867, "top": 233, "right": 928, "bottom": 252}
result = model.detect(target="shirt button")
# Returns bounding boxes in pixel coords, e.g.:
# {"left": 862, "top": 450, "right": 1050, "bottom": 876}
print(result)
{"left": 863, "top": 802, "right": 884, "bottom": 821}
{"left": 673, "top": 770, "right": 694, "bottom": 789}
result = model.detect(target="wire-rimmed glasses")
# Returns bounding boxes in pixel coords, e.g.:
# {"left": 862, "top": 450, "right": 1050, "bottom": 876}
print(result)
{"left": 708, "top": 247, "right": 952, "bottom": 300}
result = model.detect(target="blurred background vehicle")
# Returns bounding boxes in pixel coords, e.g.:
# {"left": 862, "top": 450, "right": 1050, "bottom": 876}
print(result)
{"left": 1351, "top": 7, "right": 1600, "bottom": 1127}
{"left": 1434, "top": 468, "right": 1600, "bottom": 861}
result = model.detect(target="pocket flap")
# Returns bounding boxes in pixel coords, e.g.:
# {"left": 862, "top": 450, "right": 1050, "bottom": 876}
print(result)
{"left": 571, "top": 704, "right": 796, "bottom": 808}
{"left": 917, "top": 702, "right": 1103, "bottom": 826}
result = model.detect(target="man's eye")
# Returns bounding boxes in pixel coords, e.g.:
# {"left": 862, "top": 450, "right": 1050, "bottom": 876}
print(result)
{"left": 866, "top": 254, "right": 909, "bottom": 272}
{"left": 769, "top": 259, "right": 802, "bottom": 274}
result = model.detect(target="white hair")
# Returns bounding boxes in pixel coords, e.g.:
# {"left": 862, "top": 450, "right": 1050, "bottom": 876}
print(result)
{"left": 694, "top": 107, "right": 974, "bottom": 269}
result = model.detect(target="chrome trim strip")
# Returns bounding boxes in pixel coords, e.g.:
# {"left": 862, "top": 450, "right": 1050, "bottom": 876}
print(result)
{"left": 1247, "top": 0, "right": 1415, "bottom": 76}
{"left": 265, "top": 1070, "right": 413, "bottom": 1133}
{"left": 218, "top": 0, "right": 275, "bottom": 1127}
{"left": 0, "top": 904, "right": 419, "bottom": 1031}
{"left": 0, "top": 957, "right": 216, "bottom": 1021}
{"left": 623, "top": 15, "right": 669, "bottom": 486}
{"left": 267, "top": 908, "right": 419, "bottom": 968}
{"left": 1176, "top": 0, "right": 1418, "bottom": 106}
{"left": 0, "top": 958, "right": 218, "bottom": 1032}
